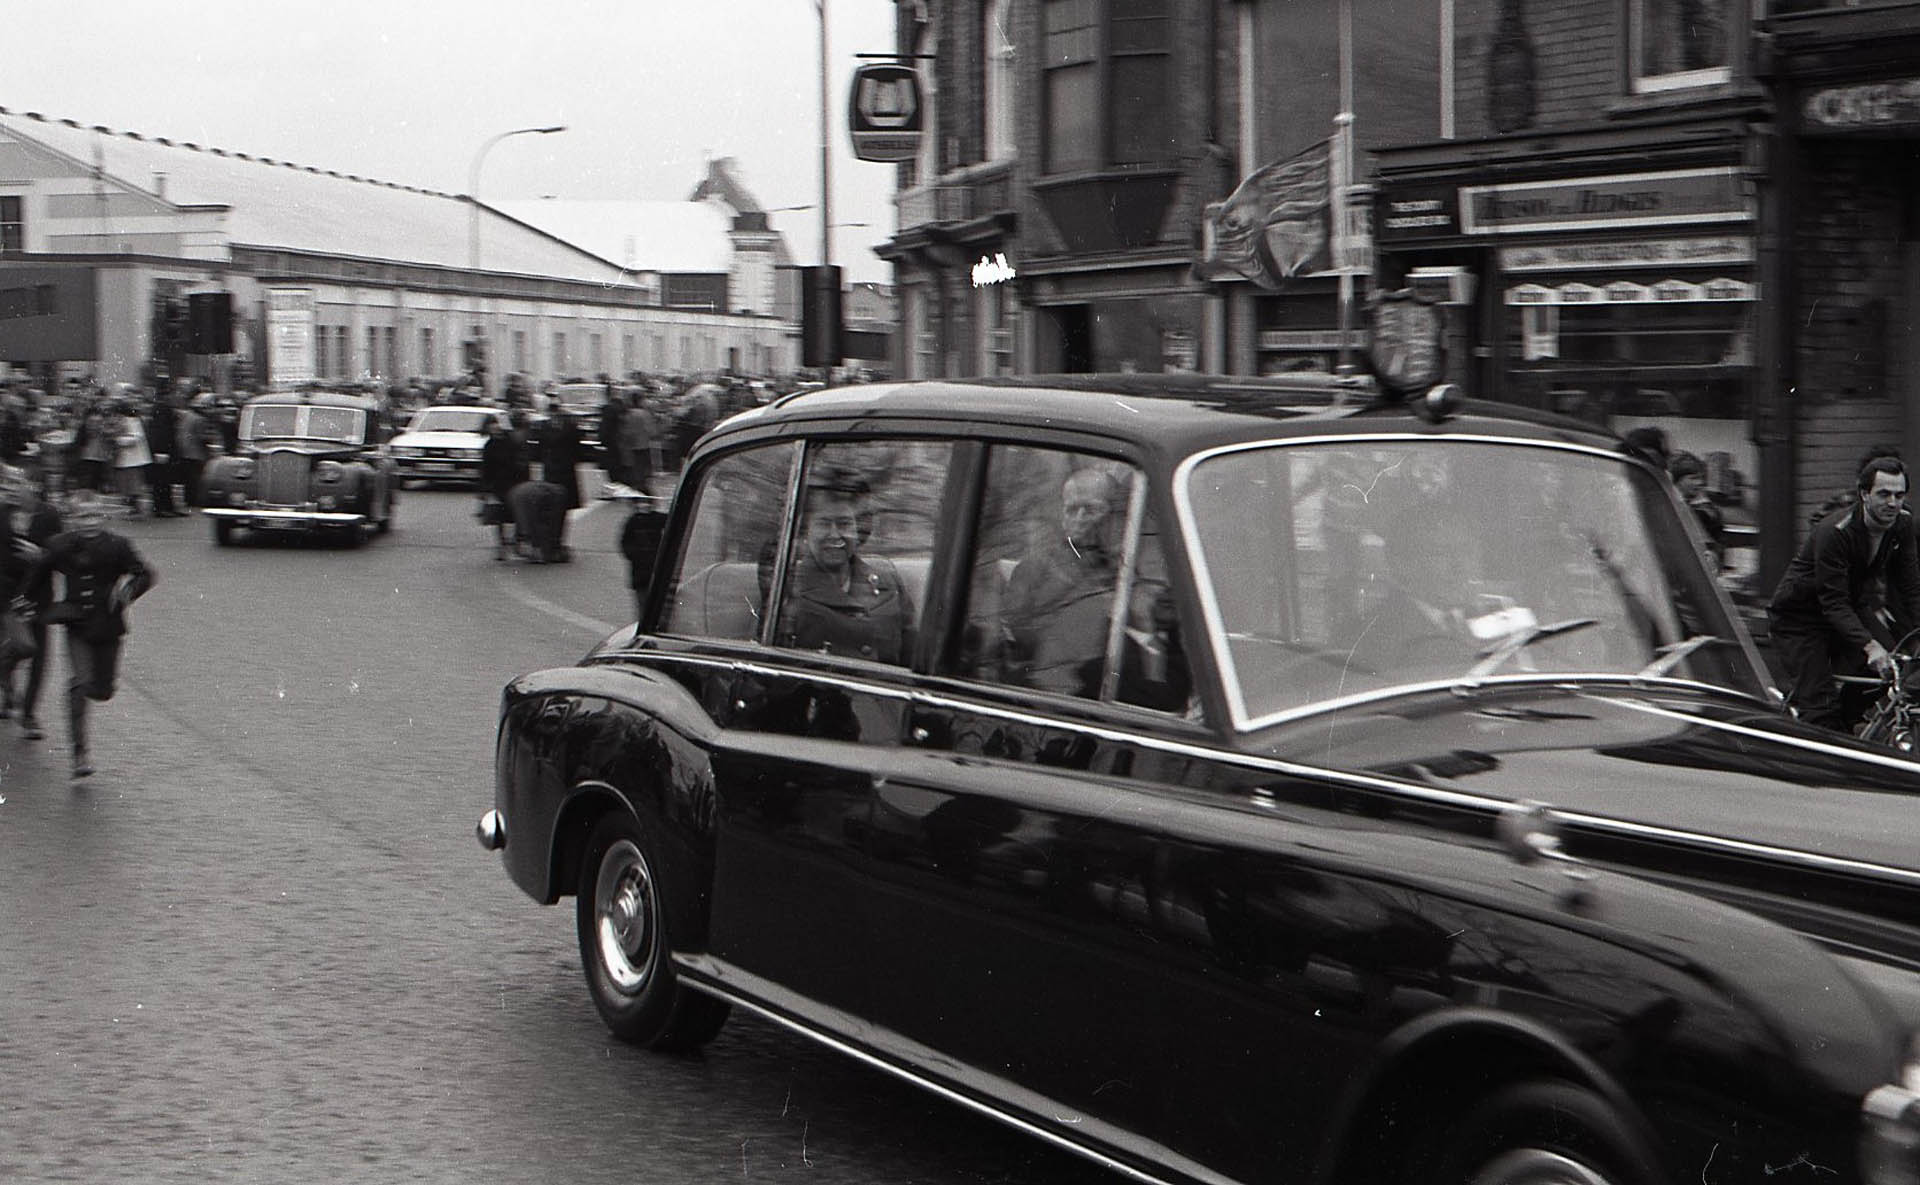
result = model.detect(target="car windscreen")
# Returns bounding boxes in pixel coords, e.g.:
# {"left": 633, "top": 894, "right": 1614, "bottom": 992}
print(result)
{"left": 305, "top": 407, "right": 363, "bottom": 443}
{"left": 410, "top": 409, "right": 492, "bottom": 434}
{"left": 554, "top": 387, "right": 605, "bottom": 411}
{"left": 1182, "top": 438, "right": 1761, "bottom": 727}
{"left": 244, "top": 404, "right": 302, "bottom": 438}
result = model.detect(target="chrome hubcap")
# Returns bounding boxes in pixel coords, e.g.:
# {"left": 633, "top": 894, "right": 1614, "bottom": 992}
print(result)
{"left": 1471, "top": 1149, "right": 1613, "bottom": 1185}
{"left": 594, "top": 839, "right": 658, "bottom": 995}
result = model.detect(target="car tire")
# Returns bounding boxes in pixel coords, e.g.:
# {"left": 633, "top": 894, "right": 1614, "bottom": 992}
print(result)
{"left": 1411, "top": 1081, "right": 1659, "bottom": 1185}
{"left": 375, "top": 496, "right": 394, "bottom": 534}
{"left": 212, "top": 519, "right": 235, "bottom": 546}
{"left": 575, "top": 812, "right": 729, "bottom": 1051}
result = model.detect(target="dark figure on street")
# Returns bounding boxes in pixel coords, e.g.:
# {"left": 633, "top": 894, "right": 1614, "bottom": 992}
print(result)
{"left": 478, "top": 416, "right": 525, "bottom": 561}
{"left": 620, "top": 503, "right": 669, "bottom": 622}
{"left": 540, "top": 408, "right": 585, "bottom": 513}
{"left": 22, "top": 492, "right": 156, "bottom": 778}
{"left": 174, "top": 399, "right": 212, "bottom": 512}
{"left": 146, "top": 395, "right": 182, "bottom": 516}
{"left": 1767, "top": 455, "right": 1920, "bottom": 733}
{"left": 507, "top": 480, "right": 571, "bottom": 564}
{"left": 599, "top": 388, "right": 629, "bottom": 490}
{"left": 0, "top": 465, "right": 62, "bottom": 740}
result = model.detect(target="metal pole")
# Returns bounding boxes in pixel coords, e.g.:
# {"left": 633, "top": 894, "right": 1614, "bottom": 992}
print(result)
{"left": 1335, "top": 0, "right": 1355, "bottom": 373}
{"left": 818, "top": 0, "right": 833, "bottom": 269}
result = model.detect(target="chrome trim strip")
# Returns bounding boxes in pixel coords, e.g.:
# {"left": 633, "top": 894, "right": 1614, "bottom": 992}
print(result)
{"left": 202, "top": 508, "right": 366, "bottom": 523}
{"left": 602, "top": 648, "right": 1920, "bottom": 886}
{"left": 675, "top": 954, "right": 1236, "bottom": 1185}
{"left": 1589, "top": 692, "right": 1920, "bottom": 779}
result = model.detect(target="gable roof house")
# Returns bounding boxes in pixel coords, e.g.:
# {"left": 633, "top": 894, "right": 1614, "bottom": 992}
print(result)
{"left": 0, "top": 111, "right": 798, "bottom": 389}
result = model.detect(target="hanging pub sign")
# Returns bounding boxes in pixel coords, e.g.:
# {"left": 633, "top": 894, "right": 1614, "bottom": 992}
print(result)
{"left": 848, "top": 63, "right": 924, "bottom": 163}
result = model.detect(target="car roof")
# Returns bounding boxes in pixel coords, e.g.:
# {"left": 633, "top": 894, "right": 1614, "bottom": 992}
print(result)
{"left": 246, "top": 390, "right": 378, "bottom": 411}
{"left": 706, "top": 374, "right": 1626, "bottom": 460}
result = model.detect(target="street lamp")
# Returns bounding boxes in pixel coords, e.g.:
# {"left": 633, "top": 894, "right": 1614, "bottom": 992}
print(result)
{"left": 467, "top": 125, "right": 567, "bottom": 273}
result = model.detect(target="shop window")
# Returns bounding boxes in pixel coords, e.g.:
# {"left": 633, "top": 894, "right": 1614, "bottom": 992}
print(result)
{"left": 1627, "top": 0, "right": 1731, "bottom": 93}
{"left": 0, "top": 196, "right": 21, "bottom": 254}
{"left": 984, "top": 0, "right": 1017, "bottom": 162}
{"left": 1503, "top": 281, "right": 1759, "bottom": 585}
{"left": 1043, "top": 0, "right": 1170, "bottom": 174}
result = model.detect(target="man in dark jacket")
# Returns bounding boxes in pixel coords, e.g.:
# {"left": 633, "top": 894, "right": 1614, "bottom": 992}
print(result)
{"left": 0, "top": 465, "right": 61, "bottom": 739}
{"left": 145, "top": 396, "right": 180, "bottom": 516}
{"left": 1767, "top": 455, "right": 1920, "bottom": 732}
{"left": 22, "top": 492, "right": 156, "bottom": 777}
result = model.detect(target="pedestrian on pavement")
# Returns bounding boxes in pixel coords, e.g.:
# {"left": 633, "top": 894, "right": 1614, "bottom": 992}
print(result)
{"left": 619, "top": 501, "right": 667, "bottom": 622}
{"left": 75, "top": 403, "right": 111, "bottom": 492}
{"left": 145, "top": 394, "right": 181, "bottom": 517}
{"left": 22, "top": 491, "right": 157, "bottom": 778}
{"left": 174, "top": 397, "right": 212, "bottom": 511}
{"left": 0, "top": 464, "right": 61, "bottom": 740}
{"left": 598, "top": 388, "right": 630, "bottom": 493}
{"left": 478, "top": 415, "right": 524, "bottom": 561}
{"left": 619, "top": 393, "right": 657, "bottom": 498}
{"left": 110, "top": 401, "right": 154, "bottom": 518}
{"left": 540, "top": 407, "right": 584, "bottom": 513}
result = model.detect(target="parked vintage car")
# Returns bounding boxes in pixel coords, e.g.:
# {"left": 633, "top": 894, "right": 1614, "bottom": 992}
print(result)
{"left": 481, "top": 367, "right": 1920, "bottom": 1185}
{"left": 386, "top": 404, "right": 507, "bottom": 486}
{"left": 199, "top": 391, "right": 395, "bottom": 546}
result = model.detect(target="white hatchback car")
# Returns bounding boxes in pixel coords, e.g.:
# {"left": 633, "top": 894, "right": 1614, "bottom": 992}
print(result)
{"left": 387, "top": 405, "right": 507, "bottom": 486}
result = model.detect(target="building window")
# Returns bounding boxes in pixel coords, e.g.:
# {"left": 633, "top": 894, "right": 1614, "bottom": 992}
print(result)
{"left": 513, "top": 330, "right": 528, "bottom": 372}
{"left": 622, "top": 333, "right": 635, "bottom": 375}
{"left": 420, "top": 327, "right": 435, "bottom": 375}
{"left": 590, "top": 333, "right": 603, "bottom": 375}
{"left": 0, "top": 196, "right": 21, "bottom": 254}
{"left": 1043, "top": 0, "right": 1169, "bottom": 174}
{"left": 382, "top": 326, "right": 397, "bottom": 380}
{"left": 1628, "top": 0, "right": 1731, "bottom": 93}
{"left": 984, "top": 0, "right": 1017, "bottom": 162}
{"left": 553, "top": 331, "right": 567, "bottom": 376}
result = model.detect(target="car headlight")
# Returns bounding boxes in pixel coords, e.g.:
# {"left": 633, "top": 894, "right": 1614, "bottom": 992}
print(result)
{"left": 230, "top": 458, "right": 255, "bottom": 480}
{"left": 317, "top": 495, "right": 337, "bottom": 510}
{"left": 1863, "top": 1038, "right": 1920, "bottom": 1185}
{"left": 228, "top": 491, "right": 247, "bottom": 507}
{"left": 315, "top": 461, "right": 344, "bottom": 483}
{"left": 459, "top": 448, "right": 482, "bottom": 460}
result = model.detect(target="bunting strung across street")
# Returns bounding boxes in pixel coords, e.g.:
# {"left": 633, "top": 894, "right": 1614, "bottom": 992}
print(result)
{"left": 1195, "top": 139, "right": 1333, "bottom": 290}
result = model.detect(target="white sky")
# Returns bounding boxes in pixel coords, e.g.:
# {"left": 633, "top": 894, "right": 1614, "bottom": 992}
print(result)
{"left": 4, "top": 0, "right": 900, "bottom": 284}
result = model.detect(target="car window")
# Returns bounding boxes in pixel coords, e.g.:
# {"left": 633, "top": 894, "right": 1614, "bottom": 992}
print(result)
{"left": 771, "top": 441, "right": 952, "bottom": 667}
{"left": 956, "top": 445, "right": 1193, "bottom": 714}
{"left": 655, "top": 443, "right": 798, "bottom": 642}
{"left": 306, "top": 407, "right": 363, "bottom": 443}
{"left": 245, "top": 404, "right": 300, "bottom": 437}
{"left": 412, "top": 409, "right": 492, "bottom": 434}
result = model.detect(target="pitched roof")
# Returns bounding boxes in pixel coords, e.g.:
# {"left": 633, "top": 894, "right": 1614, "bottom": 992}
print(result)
{"left": 0, "top": 110, "right": 635, "bottom": 286}
{"left": 493, "top": 199, "right": 734, "bottom": 273}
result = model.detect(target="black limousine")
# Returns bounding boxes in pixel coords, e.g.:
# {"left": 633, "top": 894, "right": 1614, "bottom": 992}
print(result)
{"left": 481, "top": 370, "right": 1920, "bottom": 1185}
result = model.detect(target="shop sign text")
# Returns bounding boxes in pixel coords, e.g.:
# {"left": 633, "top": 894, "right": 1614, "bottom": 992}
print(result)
{"left": 1501, "top": 236, "right": 1753, "bottom": 271}
{"left": 1803, "top": 79, "right": 1920, "bottom": 132}
{"left": 1461, "top": 168, "right": 1748, "bottom": 235}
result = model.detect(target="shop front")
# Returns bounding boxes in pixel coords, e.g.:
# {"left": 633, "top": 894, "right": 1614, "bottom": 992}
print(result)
{"left": 1373, "top": 118, "right": 1770, "bottom": 587}
{"left": 1022, "top": 257, "right": 1203, "bottom": 375}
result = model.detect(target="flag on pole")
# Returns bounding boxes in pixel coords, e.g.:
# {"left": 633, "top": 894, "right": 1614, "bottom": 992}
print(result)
{"left": 1195, "top": 139, "right": 1333, "bottom": 290}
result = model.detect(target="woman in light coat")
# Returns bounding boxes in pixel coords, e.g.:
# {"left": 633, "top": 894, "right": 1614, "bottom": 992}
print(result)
{"left": 110, "top": 402, "right": 153, "bottom": 517}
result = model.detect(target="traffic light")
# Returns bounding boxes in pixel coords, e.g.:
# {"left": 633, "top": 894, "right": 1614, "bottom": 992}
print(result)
{"left": 801, "top": 265, "right": 842, "bottom": 369}
{"left": 188, "top": 291, "right": 233, "bottom": 354}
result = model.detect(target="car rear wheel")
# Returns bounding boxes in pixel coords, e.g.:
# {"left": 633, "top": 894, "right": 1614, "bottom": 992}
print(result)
{"left": 575, "top": 813, "right": 729, "bottom": 1050}
{"left": 1410, "top": 1081, "right": 1658, "bottom": 1185}
{"left": 212, "top": 519, "right": 235, "bottom": 546}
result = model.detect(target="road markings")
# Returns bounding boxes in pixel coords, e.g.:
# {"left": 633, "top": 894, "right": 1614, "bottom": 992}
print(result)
{"left": 494, "top": 577, "right": 619, "bottom": 636}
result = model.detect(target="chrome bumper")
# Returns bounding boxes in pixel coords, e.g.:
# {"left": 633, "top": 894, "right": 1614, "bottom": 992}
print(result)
{"left": 203, "top": 507, "right": 367, "bottom": 525}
